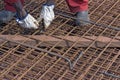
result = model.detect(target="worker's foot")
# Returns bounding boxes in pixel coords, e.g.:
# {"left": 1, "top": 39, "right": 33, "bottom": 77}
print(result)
{"left": 75, "top": 10, "right": 90, "bottom": 26}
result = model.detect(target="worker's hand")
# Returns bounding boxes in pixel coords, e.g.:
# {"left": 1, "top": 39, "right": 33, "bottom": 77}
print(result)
{"left": 16, "top": 14, "right": 39, "bottom": 29}
{"left": 40, "top": 4, "right": 55, "bottom": 29}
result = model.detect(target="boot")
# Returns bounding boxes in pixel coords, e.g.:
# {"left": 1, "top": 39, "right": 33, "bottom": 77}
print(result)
{"left": 75, "top": 10, "right": 90, "bottom": 26}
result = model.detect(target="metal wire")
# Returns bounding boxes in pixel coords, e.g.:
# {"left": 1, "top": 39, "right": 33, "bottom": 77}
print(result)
{"left": 55, "top": 10, "right": 120, "bottom": 31}
{"left": 0, "top": 37, "right": 82, "bottom": 70}
{"left": 101, "top": 71, "right": 120, "bottom": 79}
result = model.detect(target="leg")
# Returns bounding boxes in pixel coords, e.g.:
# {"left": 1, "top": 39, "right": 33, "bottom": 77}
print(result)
{"left": 66, "top": 0, "right": 89, "bottom": 26}
{"left": 0, "top": 10, "right": 16, "bottom": 25}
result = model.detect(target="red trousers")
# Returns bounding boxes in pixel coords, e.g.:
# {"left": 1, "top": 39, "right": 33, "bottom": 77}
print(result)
{"left": 66, "top": 0, "right": 88, "bottom": 13}
{"left": 4, "top": 0, "right": 24, "bottom": 12}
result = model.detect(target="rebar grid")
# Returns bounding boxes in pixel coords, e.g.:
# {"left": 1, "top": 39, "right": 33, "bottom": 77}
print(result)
{"left": 0, "top": 0, "right": 120, "bottom": 80}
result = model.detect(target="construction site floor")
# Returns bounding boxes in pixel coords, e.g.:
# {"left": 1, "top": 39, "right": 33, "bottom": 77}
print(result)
{"left": 0, "top": 0, "right": 120, "bottom": 80}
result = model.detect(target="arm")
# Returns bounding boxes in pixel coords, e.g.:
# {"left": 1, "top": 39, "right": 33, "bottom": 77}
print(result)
{"left": 46, "top": 0, "right": 55, "bottom": 5}
{"left": 13, "top": 0, "right": 26, "bottom": 19}
{"left": 12, "top": 0, "right": 39, "bottom": 29}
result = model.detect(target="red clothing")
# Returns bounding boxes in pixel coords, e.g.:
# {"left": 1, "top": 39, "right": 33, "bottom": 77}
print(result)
{"left": 4, "top": 0, "right": 24, "bottom": 12}
{"left": 66, "top": 0, "right": 88, "bottom": 13}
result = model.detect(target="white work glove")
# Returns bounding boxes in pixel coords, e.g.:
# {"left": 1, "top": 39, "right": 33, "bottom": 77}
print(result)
{"left": 40, "top": 4, "right": 55, "bottom": 29}
{"left": 16, "top": 14, "right": 39, "bottom": 29}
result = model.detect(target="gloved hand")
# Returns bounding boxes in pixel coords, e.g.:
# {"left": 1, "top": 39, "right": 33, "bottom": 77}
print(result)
{"left": 16, "top": 14, "right": 39, "bottom": 29}
{"left": 40, "top": 4, "right": 55, "bottom": 29}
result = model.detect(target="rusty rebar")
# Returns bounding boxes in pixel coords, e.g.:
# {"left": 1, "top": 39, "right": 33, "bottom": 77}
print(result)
{"left": 55, "top": 10, "right": 120, "bottom": 31}
{"left": 101, "top": 71, "right": 120, "bottom": 79}
{"left": 0, "top": 0, "right": 120, "bottom": 80}
{"left": 0, "top": 37, "right": 82, "bottom": 69}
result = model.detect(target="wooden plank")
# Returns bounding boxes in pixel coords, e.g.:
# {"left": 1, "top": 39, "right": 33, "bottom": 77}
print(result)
{"left": 0, "top": 35, "right": 119, "bottom": 47}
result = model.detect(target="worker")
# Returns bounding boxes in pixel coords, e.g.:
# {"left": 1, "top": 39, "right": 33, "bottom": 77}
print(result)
{"left": 66, "top": 0, "right": 89, "bottom": 26}
{"left": 40, "top": 0, "right": 89, "bottom": 29}
{"left": 0, "top": 0, "right": 39, "bottom": 29}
